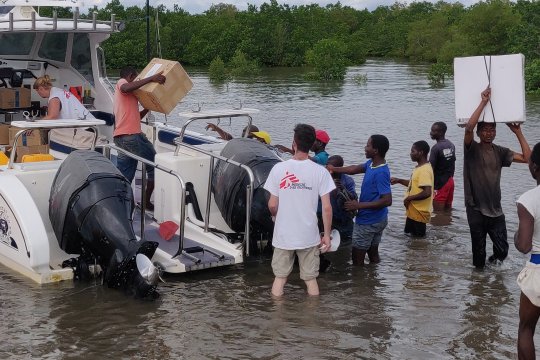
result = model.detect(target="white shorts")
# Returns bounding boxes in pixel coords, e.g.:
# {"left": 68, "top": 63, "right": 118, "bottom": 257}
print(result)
{"left": 517, "top": 261, "right": 540, "bottom": 307}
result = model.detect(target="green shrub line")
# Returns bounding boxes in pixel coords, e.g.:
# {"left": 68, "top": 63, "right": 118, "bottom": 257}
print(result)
{"left": 44, "top": 0, "right": 540, "bottom": 88}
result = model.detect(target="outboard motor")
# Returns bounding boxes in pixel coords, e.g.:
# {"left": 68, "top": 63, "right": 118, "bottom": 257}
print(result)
{"left": 212, "top": 138, "right": 281, "bottom": 249}
{"left": 49, "top": 150, "right": 159, "bottom": 299}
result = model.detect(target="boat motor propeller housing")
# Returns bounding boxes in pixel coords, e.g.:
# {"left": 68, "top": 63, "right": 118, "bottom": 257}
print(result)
{"left": 49, "top": 150, "right": 159, "bottom": 299}
{"left": 212, "top": 138, "right": 281, "bottom": 252}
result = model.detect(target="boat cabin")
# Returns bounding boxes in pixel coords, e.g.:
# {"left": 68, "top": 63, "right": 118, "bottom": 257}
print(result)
{"left": 0, "top": 0, "right": 119, "bottom": 124}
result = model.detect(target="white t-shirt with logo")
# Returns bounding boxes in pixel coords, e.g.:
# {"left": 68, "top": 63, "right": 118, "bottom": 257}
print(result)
{"left": 264, "top": 158, "right": 336, "bottom": 250}
{"left": 517, "top": 185, "right": 540, "bottom": 253}
{"left": 49, "top": 87, "right": 94, "bottom": 120}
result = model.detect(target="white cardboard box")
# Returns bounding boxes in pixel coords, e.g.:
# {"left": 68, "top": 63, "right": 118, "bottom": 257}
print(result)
{"left": 454, "top": 54, "right": 525, "bottom": 126}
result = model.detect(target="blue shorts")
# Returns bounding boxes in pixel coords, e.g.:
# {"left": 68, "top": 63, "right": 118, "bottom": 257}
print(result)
{"left": 352, "top": 218, "right": 388, "bottom": 251}
{"left": 114, "top": 133, "right": 156, "bottom": 183}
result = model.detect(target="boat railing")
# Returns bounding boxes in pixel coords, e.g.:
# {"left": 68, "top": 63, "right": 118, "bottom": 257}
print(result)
{"left": 173, "top": 136, "right": 255, "bottom": 257}
{"left": 102, "top": 143, "right": 188, "bottom": 259}
{"left": 175, "top": 108, "right": 259, "bottom": 146}
{"left": 1, "top": 10, "right": 120, "bottom": 32}
{"left": 8, "top": 119, "right": 105, "bottom": 169}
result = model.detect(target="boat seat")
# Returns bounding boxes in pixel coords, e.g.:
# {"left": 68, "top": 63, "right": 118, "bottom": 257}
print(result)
{"left": 0, "top": 68, "right": 34, "bottom": 88}
{"left": 157, "top": 128, "right": 210, "bottom": 146}
{"left": 0, "top": 67, "right": 14, "bottom": 88}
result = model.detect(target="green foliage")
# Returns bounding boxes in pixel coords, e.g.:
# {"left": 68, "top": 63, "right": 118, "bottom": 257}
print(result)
{"left": 305, "top": 38, "right": 348, "bottom": 81}
{"left": 508, "top": 0, "right": 540, "bottom": 61}
{"left": 85, "top": 0, "right": 539, "bottom": 91}
{"left": 525, "top": 59, "right": 540, "bottom": 93}
{"left": 407, "top": 13, "right": 451, "bottom": 62}
{"left": 228, "top": 50, "right": 260, "bottom": 78}
{"left": 208, "top": 56, "right": 229, "bottom": 82}
{"left": 208, "top": 51, "right": 259, "bottom": 82}
{"left": 347, "top": 30, "right": 368, "bottom": 65}
{"left": 457, "top": 0, "right": 520, "bottom": 55}
{"left": 428, "top": 63, "right": 453, "bottom": 87}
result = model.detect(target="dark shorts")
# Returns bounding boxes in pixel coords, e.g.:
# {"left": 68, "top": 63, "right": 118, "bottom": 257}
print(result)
{"left": 433, "top": 177, "right": 454, "bottom": 208}
{"left": 114, "top": 133, "right": 156, "bottom": 183}
{"left": 352, "top": 218, "right": 388, "bottom": 251}
{"left": 405, "top": 217, "right": 427, "bottom": 237}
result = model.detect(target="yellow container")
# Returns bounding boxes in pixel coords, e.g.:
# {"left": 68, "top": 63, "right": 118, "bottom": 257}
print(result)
{"left": 21, "top": 153, "right": 54, "bottom": 163}
{"left": 0, "top": 151, "right": 8, "bottom": 165}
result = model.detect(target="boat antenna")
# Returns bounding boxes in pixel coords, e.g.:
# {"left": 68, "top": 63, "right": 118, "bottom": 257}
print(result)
{"left": 146, "top": 0, "right": 150, "bottom": 61}
{"left": 155, "top": 8, "right": 162, "bottom": 58}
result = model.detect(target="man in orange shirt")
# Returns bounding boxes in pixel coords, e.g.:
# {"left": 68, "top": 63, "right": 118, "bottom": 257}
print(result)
{"left": 113, "top": 66, "right": 166, "bottom": 211}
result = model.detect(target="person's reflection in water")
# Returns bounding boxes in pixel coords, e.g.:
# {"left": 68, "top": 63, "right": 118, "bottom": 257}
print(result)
{"left": 49, "top": 286, "right": 171, "bottom": 358}
{"left": 455, "top": 272, "right": 513, "bottom": 358}
{"left": 346, "top": 266, "right": 393, "bottom": 356}
{"left": 430, "top": 208, "right": 453, "bottom": 227}
{"left": 400, "top": 236, "right": 450, "bottom": 356}
{"left": 267, "top": 257, "right": 393, "bottom": 358}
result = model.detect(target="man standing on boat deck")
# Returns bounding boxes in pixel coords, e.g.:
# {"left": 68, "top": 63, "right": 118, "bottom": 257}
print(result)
{"left": 113, "top": 66, "right": 166, "bottom": 211}
{"left": 264, "top": 124, "right": 335, "bottom": 297}
{"left": 464, "top": 87, "right": 531, "bottom": 269}
{"left": 429, "top": 121, "right": 456, "bottom": 211}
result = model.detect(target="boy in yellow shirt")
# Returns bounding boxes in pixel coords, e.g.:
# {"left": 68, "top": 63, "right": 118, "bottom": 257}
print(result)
{"left": 391, "top": 140, "right": 434, "bottom": 237}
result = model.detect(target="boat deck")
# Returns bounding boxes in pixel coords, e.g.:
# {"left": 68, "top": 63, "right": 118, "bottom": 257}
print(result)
{"left": 132, "top": 209, "right": 236, "bottom": 272}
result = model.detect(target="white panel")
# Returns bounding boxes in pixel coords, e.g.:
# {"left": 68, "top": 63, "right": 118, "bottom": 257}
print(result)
{"left": 454, "top": 54, "right": 525, "bottom": 126}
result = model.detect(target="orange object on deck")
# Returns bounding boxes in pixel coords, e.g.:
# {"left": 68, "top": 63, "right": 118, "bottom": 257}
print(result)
{"left": 158, "top": 221, "right": 179, "bottom": 241}
{"left": 21, "top": 153, "right": 54, "bottom": 163}
{"left": 0, "top": 151, "right": 8, "bottom": 165}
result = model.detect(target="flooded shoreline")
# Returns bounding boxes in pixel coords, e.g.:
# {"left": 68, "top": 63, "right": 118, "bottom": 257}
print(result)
{"left": 1, "top": 59, "right": 539, "bottom": 358}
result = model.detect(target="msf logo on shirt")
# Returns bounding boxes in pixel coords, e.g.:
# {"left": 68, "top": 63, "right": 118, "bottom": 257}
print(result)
{"left": 279, "top": 171, "right": 312, "bottom": 190}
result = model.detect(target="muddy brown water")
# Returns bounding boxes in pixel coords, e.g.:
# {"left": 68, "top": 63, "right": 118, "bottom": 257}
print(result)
{"left": 2, "top": 59, "right": 540, "bottom": 359}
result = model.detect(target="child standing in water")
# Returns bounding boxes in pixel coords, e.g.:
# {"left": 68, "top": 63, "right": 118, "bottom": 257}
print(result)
{"left": 327, "top": 135, "right": 392, "bottom": 266}
{"left": 391, "top": 140, "right": 434, "bottom": 237}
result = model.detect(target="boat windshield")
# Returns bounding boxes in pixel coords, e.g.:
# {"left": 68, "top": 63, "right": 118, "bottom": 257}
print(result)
{"left": 0, "top": 6, "right": 13, "bottom": 14}
{"left": 97, "top": 46, "right": 114, "bottom": 92}
{"left": 71, "top": 33, "right": 94, "bottom": 84}
{"left": 0, "top": 33, "right": 35, "bottom": 55}
{"left": 38, "top": 32, "right": 68, "bottom": 62}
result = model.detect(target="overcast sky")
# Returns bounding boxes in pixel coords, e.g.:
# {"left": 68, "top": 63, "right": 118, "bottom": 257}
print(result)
{"left": 87, "top": 0, "right": 477, "bottom": 14}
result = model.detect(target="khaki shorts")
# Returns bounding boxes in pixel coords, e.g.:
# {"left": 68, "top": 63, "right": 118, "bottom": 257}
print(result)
{"left": 272, "top": 246, "right": 320, "bottom": 281}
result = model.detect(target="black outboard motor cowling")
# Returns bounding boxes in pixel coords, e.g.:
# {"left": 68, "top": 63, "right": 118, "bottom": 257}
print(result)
{"left": 212, "top": 138, "right": 280, "bottom": 241}
{"left": 49, "top": 150, "right": 159, "bottom": 298}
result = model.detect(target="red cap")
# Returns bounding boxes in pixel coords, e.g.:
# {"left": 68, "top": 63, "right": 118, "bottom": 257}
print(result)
{"left": 315, "top": 130, "right": 330, "bottom": 144}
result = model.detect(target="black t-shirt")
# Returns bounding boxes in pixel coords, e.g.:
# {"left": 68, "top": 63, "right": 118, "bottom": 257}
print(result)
{"left": 429, "top": 139, "right": 456, "bottom": 190}
{"left": 463, "top": 141, "right": 513, "bottom": 217}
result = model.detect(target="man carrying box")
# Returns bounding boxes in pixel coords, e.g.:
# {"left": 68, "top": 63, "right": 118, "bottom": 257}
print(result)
{"left": 113, "top": 66, "right": 166, "bottom": 211}
{"left": 464, "top": 87, "right": 531, "bottom": 269}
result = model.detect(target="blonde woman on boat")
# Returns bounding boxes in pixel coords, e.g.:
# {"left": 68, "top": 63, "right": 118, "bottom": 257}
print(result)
{"left": 33, "top": 75, "right": 94, "bottom": 120}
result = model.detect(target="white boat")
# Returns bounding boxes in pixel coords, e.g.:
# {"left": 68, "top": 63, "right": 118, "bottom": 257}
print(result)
{"left": 0, "top": 0, "right": 217, "bottom": 147}
{"left": 0, "top": 1, "right": 277, "bottom": 292}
